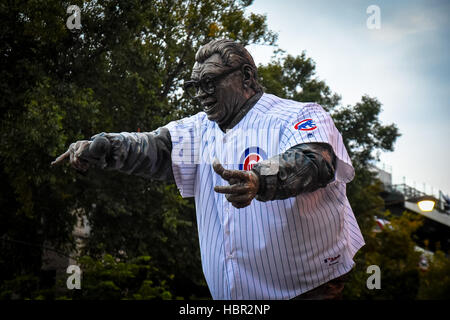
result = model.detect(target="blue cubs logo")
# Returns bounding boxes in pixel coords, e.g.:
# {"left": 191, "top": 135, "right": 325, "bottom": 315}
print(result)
{"left": 239, "top": 147, "right": 267, "bottom": 171}
{"left": 294, "top": 118, "right": 317, "bottom": 131}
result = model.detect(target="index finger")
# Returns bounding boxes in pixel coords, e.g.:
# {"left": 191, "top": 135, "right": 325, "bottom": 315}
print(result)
{"left": 213, "top": 159, "right": 250, "bottom": 181}
{"left": 51, "top": 150, "right": 70, "bottom": 166}
{"left": 214, "top": 184, "right": 249, "bottom": 195}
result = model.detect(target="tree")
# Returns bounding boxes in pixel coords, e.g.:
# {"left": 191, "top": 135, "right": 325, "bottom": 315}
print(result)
{"left": 417, "top": 250, "right": 450, "bottom": 300}
{"left": 0, "top": 0, "right": 275, "bottom": 299}
{"left": 343, "top": 212, "right": 423, "bottom": 300}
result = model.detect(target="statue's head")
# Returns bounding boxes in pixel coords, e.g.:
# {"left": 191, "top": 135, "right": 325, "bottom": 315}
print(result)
{"left": 184, "top": 39, "right": 263, "bottom": 128}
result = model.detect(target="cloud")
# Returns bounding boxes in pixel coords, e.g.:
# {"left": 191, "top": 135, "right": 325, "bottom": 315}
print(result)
{"left": 370, "top": 4, "right": 449, "bottom": 43}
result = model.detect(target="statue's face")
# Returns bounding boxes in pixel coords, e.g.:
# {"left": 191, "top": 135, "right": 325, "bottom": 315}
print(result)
{"left": 190, "top": 54, "right": 247, "bottom": 127}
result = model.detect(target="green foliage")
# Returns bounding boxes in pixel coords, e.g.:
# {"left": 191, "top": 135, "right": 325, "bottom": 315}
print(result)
{"left": 258, "top": 52, "right": 341, "bottom": 111}
{"left": 417, "top": 250, "right": 450, "bottom": 299}
{"left": 0, "top": 274, "right": 40, "bottom": 300}
{"left": 343, "top": 212, "right": 423, "bottom": 299}
{"left": 63, "top": 254, "right": 174, "bottom": 300}
{"left": 0, "top": 255, "right": 174, "bottom": 300}
{"left": 333, "top": 95, "right": 401, "bottom": 168}
{"left": 0, "top": 0, "right": 275, "bottom": 300}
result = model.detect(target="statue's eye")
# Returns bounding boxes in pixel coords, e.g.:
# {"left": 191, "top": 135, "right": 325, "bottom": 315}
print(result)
{"left": 201, "top": 77, "right": 215, "bottom": 94}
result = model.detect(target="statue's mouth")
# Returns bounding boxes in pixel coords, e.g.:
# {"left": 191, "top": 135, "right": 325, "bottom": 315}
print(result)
{"left": 203, "top": 101, "right": 217, "bottom": 114}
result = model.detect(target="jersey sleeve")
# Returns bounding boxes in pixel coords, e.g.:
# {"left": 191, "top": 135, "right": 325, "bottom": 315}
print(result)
{"left": 164, "top": 113, "right": 203, "bottom": 198}
{"left": 280, "top": 103, "right": 354, "bottom": 183}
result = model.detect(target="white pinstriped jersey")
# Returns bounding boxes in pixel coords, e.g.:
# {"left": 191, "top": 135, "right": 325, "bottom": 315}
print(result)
{"left": 164, "top": 93, "right": 365, "bottom": 300}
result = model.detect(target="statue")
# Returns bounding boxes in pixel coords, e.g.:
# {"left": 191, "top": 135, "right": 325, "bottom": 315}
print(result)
{"left": 52, "top": 39, "right": 364, "bottom": 300}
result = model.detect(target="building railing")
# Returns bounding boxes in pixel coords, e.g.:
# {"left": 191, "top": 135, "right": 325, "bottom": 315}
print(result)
{"left": 392, "top": 184, "right": 426, "bottom": 199}
{"left": 390, "top": 183, "right": 449, "bottom": 214}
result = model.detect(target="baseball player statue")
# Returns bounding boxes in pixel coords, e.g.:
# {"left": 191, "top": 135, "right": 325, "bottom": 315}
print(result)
{"left": 52, "top": 39, "right": 364, "bottom": 300}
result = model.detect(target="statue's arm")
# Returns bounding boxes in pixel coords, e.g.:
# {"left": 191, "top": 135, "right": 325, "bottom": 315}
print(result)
{"left": 91, "top": 128, "right": 174, "bottom": 182}
{"left": 51, "top": 128, "right": 174, "bottom": 181}
{"left": 251, "top": 142, "right": 336, "bottom": 201}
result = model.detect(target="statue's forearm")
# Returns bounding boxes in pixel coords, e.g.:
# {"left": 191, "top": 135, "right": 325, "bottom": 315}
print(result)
{"left": 251, "top": 143, "right": 336, "bottom": 201}
{"left": 92, "top": 128, "right": 174, "bottom": 182}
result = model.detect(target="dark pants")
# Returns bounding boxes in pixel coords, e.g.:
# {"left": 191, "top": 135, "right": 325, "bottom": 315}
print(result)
{"left": 292, "top": 272, "right": 350, "bottom": 300}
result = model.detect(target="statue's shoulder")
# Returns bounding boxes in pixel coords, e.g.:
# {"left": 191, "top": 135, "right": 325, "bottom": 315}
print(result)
{"left": 259, "top": 93, "right": 316, "bottom": 123}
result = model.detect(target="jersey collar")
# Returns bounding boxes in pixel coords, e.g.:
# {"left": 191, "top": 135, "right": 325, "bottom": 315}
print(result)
{"left": 218, "top": 91, "right": 264, "bottom": 132}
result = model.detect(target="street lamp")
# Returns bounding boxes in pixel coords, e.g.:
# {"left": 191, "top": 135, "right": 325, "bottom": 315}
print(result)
{"left": 417, "top": 199, "right": 435, "bottom": 212}
{"left": 413, "top": 196, "right": 436, "bottom": 212}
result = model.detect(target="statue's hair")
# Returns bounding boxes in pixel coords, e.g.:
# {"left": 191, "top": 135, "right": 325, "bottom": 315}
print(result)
{"left": 195, "top": 39, "right": 263, "bottom": 93}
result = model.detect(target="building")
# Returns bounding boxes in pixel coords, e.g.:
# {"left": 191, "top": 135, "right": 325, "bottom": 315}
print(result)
{"left": 372, "top": 165, "right": 450, "bottom": 253}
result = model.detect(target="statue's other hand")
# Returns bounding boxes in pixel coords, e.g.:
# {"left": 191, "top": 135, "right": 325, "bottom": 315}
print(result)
{"left": 212, "top": 159, "right": 260, "bottom": 209}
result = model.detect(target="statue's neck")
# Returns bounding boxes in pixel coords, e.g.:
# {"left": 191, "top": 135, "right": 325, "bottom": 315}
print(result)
{"left": 218, "top": 91, "right": 263, "bottom": 132}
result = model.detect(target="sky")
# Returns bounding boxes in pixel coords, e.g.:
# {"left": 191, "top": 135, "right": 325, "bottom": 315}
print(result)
{"left": 246, "top": 0, "right": 450, "bottom": 197}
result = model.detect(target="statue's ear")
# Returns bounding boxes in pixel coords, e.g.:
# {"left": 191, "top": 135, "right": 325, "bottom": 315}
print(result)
{"left": 242, "top": 64, "right": 253, "bottom": 88}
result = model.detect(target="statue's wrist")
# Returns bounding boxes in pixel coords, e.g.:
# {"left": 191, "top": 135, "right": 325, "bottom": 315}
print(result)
{"left": 251, "top": 165, "right": 277, "bottom": 202}
{"left": 249, "top": 170, "right": 260, "bottom": 195}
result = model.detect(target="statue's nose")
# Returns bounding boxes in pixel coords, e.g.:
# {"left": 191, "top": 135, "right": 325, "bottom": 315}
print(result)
{"left": 195, "top": 87, "right": 209, "bottom": 100}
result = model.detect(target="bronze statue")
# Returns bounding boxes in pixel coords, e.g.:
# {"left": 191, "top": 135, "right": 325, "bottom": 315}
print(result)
{"left": 52, "top": 39, "right": 364, "bottom": 300}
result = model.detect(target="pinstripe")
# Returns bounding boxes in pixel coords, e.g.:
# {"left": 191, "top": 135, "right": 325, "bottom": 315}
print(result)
{"left": 312, "top": 189, "right": 341, "bottom": 278}
{"left": 228, "top": 225, "right": 237, "bottom": 299}
{"left": 307, "top": 110, "right": 359, "bottom": 258}
{"left": 280, "top": 198, "right": 304, "bottom": 294}
{"left": 316, "top": 188, "right": 340, "bottom": 256}
{"left": 242, "top": 202, "right": 254, "bottom": 298}
{"left": 264, "top": 116, "right": 291, "bottom": 294}
{"left": 322, "top": 184, "right": 347, "bottom": 255}
{"left": 248, "top": 109, "right": 276, "bottom": 297}
{"left": 295, "top": 196, "right": 317, "bottom": 285}
{"left": 212, "top": 220, "right": 223, "bottom": 297}
{"left": 241, "top": 112, "right": 262, "bottom": 299}
{"left": 304, "top": 191, "right": 328, "bottom": 281}
{"left": 248, "top": 207, "right": 263, "bottom": 299}
{"left": 252, "top": 202, "right": 273, "bottom": 298}
{"left": 294, "top": 195, "right": 318, "bottom": 290}
{"left": 275, "top": 199, "right": 295, "bottom": 293}
{"left": 300, "top": 109, "right": 333, "bottom": 283}
{"left": 246, "top": 111, "right": 274, "bottom": 299}
{"left": 260, "top": 116, "right": 284, "bottom": 298}
{"left": 289, "top": 197, "right": 308, "bottom": 295}
{"left": 258, "top": 195, "right": 280, "bottom": 298}
{"left": 328, "top": 184, "right": 365, "bottom": 249}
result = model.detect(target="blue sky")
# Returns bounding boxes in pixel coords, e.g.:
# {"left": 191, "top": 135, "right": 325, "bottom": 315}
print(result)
{"left": 247, "top": 0, "right": 450, "bottom": 197}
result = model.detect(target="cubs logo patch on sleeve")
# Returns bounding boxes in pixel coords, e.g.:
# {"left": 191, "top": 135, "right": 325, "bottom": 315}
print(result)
{"left": 294, "top": 118, "right": 317, "bottom": 131}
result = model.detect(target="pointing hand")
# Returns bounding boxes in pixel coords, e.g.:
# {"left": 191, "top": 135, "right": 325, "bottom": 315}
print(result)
{"left": 51, "top": 136, "right": 111, "bottom": 172}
